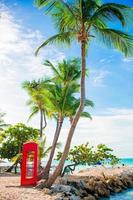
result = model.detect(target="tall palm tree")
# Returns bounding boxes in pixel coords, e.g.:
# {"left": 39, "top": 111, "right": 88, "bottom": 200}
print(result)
{"left": 22, "top": 79, "right": 50, "bottom": 139}
{"left": 39, "top": 81, "right": 78, "bottom": 178}
{"left": 39, "top": 80, "right": 93, "bottom": 179}
{"left": 38, "top": 58, "right": 81, "bottom": 178}
{"left": 38, "top": 58, "right": 93, "bottom": 179}
{"left": 35, "top": 0, "right": 133, "bottom": 187}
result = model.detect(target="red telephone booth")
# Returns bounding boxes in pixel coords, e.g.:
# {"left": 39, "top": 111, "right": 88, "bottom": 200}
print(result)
{"left": 21, "top": 142, "right": 39, "bottom": 186}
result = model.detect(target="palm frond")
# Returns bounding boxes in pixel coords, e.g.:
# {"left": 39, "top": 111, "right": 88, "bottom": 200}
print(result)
{"left": 93, "top": 27, "right": 133, "bottom": 57}
{"left": 35, "top": 32, "right": 75, "bottom": 55}
{"left": 27, "top": 107, "right": 39, "bottom": 122}
{"left": 90, "top": 3, "right": 132, "bottom": 27}
{"left": 81, "top": 112, "right": 92, "bottom": 120}
{"left": 34, "top": 0, "right": 55, "bottom": 8}
{"left": 44, "top": 60, "right": 62, "bottom": 79}
{"left": 84, "top": 99, "right": 94, "bottom": 108}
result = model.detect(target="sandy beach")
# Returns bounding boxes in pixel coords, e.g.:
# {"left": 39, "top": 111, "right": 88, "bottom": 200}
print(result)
{"left": 0, "top": 166, "right": 133, "bottom": 200}
{"left": 0, "top": 173, "right": 53, "bottom": 200}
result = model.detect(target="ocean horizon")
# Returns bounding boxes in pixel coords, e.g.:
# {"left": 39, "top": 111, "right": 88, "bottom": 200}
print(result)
{"left": 1, "top": 158, "right": 133, "bottom": 168}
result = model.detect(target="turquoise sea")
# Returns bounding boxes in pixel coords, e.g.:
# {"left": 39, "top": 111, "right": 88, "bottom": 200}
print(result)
{"left": 73, "top": 158, "right": 133, "bottom": 171}
{"left": 120, "top": 158, "right": 133, "bottom": 166}
{"left": 101, "top": 158, "right": 133, "bottom": 200}
{"left": 101, "top": 189, "right": 133, "bottom": 200}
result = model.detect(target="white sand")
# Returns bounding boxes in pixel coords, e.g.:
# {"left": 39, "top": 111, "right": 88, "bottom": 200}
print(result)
{"left": 0, "top": 167, "right": 133, "bottom": 200}
{"left": 0, "top": 174, "right": 53, "bottom": 200}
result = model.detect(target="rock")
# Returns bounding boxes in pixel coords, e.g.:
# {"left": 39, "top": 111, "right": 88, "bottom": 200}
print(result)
{"left": 55, "top": 192, "right": 77, "bottom": 200}
{"left": 69, "top": 194, "right": 80, "bottom": 200}
{"left": 55, "top": 198, "right": 69, "bottom": 200}
{"left": 127, "top": 179, "right": 133, "bottom": 188}
{"left": 54, "top": 168, "right": 133, "bottom": 200}
{"left": 83, "top": 194, "right": 96, "bottom": 200}
{"left": 43, "top": 188, "right": 51, "bottom": 195}
{"left": 52, "top": 185, "right": 72, "bottom": 193}
{"left": 114, "top": 187, "right": 122, "bottom": 193}
{"left": 94, "top": 180, "right": 110, "bottom": 197}
{"left": 96, "top": 187, "right": 110, "bottom": 197}
{"left": 85, "top": 178, "right": 95, "bottom": 192}
{"left": 78, "top": 188, "right": 88, "bottom": 197}
{"left": 66, "top": 180, "right": 87, "bottom": 197}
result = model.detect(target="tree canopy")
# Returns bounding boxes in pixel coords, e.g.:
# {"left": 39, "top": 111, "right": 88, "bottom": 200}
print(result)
{"left": 0, "top": 123, "right": 39, "bottom": 160}
{"left": 56, "top": 142, "right": 119, "bottom": 175}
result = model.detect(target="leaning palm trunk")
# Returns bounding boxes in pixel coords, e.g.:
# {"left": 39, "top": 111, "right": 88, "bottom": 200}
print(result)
{"left": 38, "top": 117, "right": 63, "bottom": 180}
{"left": 44, "top": 40, "right": 86, "bottom": 188}
{"left": 40, "top": 109, "right": 43, "bottom": 139}
{"left": 43, "top": 110, "right": 47, "bottom": 129}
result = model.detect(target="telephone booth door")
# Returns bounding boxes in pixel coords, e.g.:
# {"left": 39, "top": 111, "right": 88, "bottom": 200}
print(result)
{"left": 21, "top": 142, "right": 39, "bottom": 186}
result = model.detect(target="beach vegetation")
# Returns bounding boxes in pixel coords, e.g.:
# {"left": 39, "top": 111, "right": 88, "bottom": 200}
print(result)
{"left": 56, "top": 143, "right": 119, "bottom": 176}
{"left": 0, "top": 123, "right": 39, "bottom": 172}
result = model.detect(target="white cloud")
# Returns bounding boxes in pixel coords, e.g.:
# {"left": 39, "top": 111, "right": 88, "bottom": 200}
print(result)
{"left": 40, "top": 108, "right": 133, "bottom": 158}
{"left": 99, "top": 55, "right": 114, "bottom": 63}
{"left": 123, "top": 57, "right": 133, "bottom": 63}
{"left": 99, "top": 58, "right": 106, "bottom": 63}
{"left": 100, "top": 108, "right": 133, "bottom": 116}
{"left": 0, "top": 3, "right": 65, "bottom": 123}
{"left": 90, "top": 69, "right": 110, "bottom": 87}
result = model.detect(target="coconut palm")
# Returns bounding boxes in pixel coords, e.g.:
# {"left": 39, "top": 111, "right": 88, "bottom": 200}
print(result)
{"left": 22, "top": 79, "right": 50, "bottom": 139}
{"left": 40, "top": 81, "right": 93, "bottom": 179}
{"left": 44, "top": 58, "right": 81, "bottom": 85}
{"left": 39, "top": 81, "right": 79, "bottom": 178}
{"left": 38, "top": 58, "right": 81, "bottom": 178}
{"left": 39, "top": 59, "right": 93, "bottom": 179}
{"left": 35, "top": 0, "right": 133, "bottom": 187}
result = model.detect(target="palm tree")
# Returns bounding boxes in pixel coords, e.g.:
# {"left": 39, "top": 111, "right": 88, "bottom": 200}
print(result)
{"left": 39, "top": 81, "right": 93, "bottom": 179}
{"left": 22, "top": 79, "right": 50, "bottom": 139}
{"left": 38, "top": 58, "right": 81, "bottom": 178}
{"left": 44, "top": 58, "right": 81, "bottom": 85}
{"left": 38, "top": 59, "right": 93, "bottom": 179}
{"left": 35, "top": 0, "right": 133, "bottom": 187}
{"left": 39, "top": 81, "right": 79, "bottom": 178}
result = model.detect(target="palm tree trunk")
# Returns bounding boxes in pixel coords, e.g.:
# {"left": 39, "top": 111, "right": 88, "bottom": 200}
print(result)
{"left": 40, "top": 109, "right": 43, "bottom": 139}
{"left": 44, "top": 40, "right": 86, "bottom": 188}
{"left": 38, "top": 116, "right": 63, "bottom": 180}
{"left": 43, "top": 110, "right": 47, "bottom": 129}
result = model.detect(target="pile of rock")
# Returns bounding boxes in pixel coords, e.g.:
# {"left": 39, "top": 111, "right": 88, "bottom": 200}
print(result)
{"left": 43, "top": 168, "right": 133, "bottom": 200}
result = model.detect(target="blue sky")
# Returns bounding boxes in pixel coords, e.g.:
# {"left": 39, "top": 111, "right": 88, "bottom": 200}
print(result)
{"left": 0, "top": 0, "right": 133, "bottom": 157}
